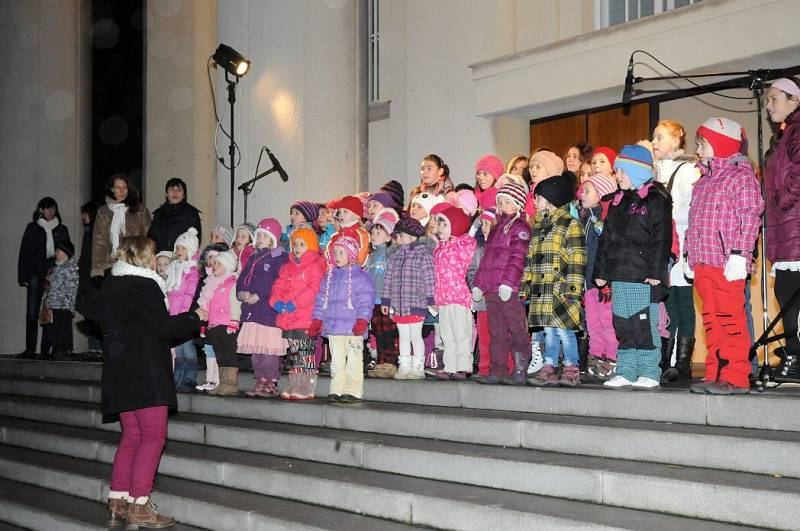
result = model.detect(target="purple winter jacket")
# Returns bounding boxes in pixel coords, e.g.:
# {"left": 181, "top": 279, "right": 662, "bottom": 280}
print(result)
{"left": 765, "top": 110, "right": 800, "bottom": 262}
{"left": 474, "top": 213, "right": 531, "bottom": 294}
{"left": 237, "top": 247, "right": 288, "bottom": 326}
{"left": 312, "top": 265, "right": 374, "bottom": 338}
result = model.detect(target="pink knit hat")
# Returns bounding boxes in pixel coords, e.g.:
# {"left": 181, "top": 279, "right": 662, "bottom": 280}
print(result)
{"left": 480, "top": 208, "right": 497, "bottom": 224}
{"left": 474, "top": 155, "right": 504, "bottom": 181}
{"left": 770, "top": 78, "right": 800, "bottom": 99}
{"left": 477, "top": 187, "right": 497, "bottom": 211}
{"left": 450, "top": 189, "right": 478, "bottom": 216}
{"left": 369, "top": 207, "right": 399, "bottom": 235}
{"left": 333, "top": 236, "right": 360, "bottom": 264}
{"left": 255, "top": 217, "right": 282, "bottom": 247}
{"left": 579, "top": 173, "right": 618, "bottom": 200}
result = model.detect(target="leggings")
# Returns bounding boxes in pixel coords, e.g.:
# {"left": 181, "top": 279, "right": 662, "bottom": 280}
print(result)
{"left": 397, "top": 322, "right": 424, "bottom": 361}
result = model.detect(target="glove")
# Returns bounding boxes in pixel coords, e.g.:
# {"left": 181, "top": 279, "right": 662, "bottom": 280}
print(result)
{"left": 598, "top": 285, "right": 612, "bottom": 304}
{"left": 683, "top": 260, "right": 694, "bottom": 281}
{"left": 471, "top": 287, "right": 483, "bottom": 302}
{"left": 307, "top": 319, "right": 322, "bottom": 337}
{"left": 498, "top": 284, "right": 513, "bottom": 302}
{"left": 352, "top": 318, "right": 369, "bottom": 336}
{"left": 274, "top": 301, "right": 285, "bottom": 313}
{"left": 724, "top": 254, "right": 748, "bottom": 282}
{"left": 199, "top": 325, "right": 206, "bottom": 338}
{"left": 285, "top": 301, "right": 297, "bottom": 313}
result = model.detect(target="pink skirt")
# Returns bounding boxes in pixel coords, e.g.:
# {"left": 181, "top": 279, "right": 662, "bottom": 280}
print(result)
{"left": 237, "top": 322, "right": 288, "bottom": 355}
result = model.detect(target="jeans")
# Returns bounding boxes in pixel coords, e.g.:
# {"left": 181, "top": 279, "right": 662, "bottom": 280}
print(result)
{"left": 173, "top": 340, "right": 198, "bottom": 387}
{"left": 24, "top": 276, "right": 45, "bottom": 354}
{"left": 110, "top": 406, "right": 168, "bottom": 498}
{"left": 541, "top": 327, "right": 579, "bottom": 367}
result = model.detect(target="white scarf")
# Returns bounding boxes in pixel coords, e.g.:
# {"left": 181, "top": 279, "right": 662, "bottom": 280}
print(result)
{"left": 165, "top": 257, "right": 197, "bottom": 292}
{"left": 112, "top": 260, "right": 169, "bottom": 309}
{"left": 36, "top": 217, "right": 59, "bottom": 258}
{"left": 108, "top": 201, "right": 129, "bottom": 255}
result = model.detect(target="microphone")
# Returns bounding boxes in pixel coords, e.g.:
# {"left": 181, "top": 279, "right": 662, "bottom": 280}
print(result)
{"left": 622, "top": 54, "right": 634, "bottom": 106}
{"left": 267, "top": 148, "right": 289, "bottom": 182}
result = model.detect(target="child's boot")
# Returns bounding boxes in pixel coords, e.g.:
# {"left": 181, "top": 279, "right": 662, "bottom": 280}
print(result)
{"left": 560, "top": 364, "right": 581, "bottom": 387}
{"left": 246, "top": 378, "right": 268, "bottom": 397}
{"left": 214, "top": 367, "right": 239, "bottom": 396}
{"left": 280, "top": 372, "right": 300, "bottom": 400}
{"left": 409, "top": 355, "right": 426, "bottom": 379}
{"left": 500, "top": 352, "right": 529, "bottom": 385}
{"left": 105, "top": 493, "right": 128, "bottom": 528}
{"left": 393, "top": 355, "right": 413, "bottom": 380}
{"left": 125, "top": 496, "right": 174, "bottom": 530}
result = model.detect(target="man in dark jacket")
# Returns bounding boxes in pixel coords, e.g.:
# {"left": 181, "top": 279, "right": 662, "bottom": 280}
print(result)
{"left": 147, "top": 178, "right": 202, "bottom": 252}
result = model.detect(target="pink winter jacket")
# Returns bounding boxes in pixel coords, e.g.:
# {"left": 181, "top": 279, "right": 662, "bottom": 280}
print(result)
{"left": 434, "top": 234, "right": 477, "bottom": 308}
{"left": 197, "top": 267, "right": 223, "bottom": 310}
{"left": 268, "top": 251, "right": 326, "bottom": 332}
{"left": 207, "top": 274, "right": 241, "bottom": 329}
{"left": 167, "top": 266, "right": 199, "bottom": 316}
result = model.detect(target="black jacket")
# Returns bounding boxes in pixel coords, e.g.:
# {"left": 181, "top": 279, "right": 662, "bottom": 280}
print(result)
{"left": 18, "top": 221, "right": 70, "bottom": 285}
{"left": 82, "top": 274, "right": 200, "bottom": 416}
{"left": 593, "top": 184, "right": 672, "bottom": 289}
{"left": 147, "top": 201, "right": 202, "bottom": 253}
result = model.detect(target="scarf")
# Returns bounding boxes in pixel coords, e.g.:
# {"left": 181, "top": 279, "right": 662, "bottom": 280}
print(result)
{"left": 108, "top": 201, "right": 129, "bottom": 255}
{"left": 112, "top": 260, "right": 168, "bottom": 309}
{"left": 36, "top": 217, "right": 59, "bottom": 258}
{"left": 165, "top": 257, "right": 198, "bottom": 293}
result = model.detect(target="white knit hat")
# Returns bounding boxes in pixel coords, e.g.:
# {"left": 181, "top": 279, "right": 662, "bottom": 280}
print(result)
{"left": 410, "top": 192, "right": 444, "bottom": 225}
{"left": 174, "top": 227, "right": 199, "bottom": 258}
{"left": 214, "top": 250, "right": 238, "bottom": 274}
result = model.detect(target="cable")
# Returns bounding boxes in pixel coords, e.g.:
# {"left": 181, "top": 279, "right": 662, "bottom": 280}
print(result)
{"left": 207, "top": 56, "right": 242, "bottom": 169}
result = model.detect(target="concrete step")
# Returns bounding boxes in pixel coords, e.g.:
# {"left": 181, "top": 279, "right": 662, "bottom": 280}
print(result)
{"left": 0, "top": 445, "right": 422, "bottom": 531}
{"left": 1, "top": 414, "right": 797, "bottom": 529}
{"left": 0, "top": 442, "right": 758, "bottom": 531}
{"left": 3, "top": 385, "right": 800, "bottom": 481}
{"left": 0, "top": 477, "right": 205, "bottom": 531}
{"left": 2, "top": 360, "right": 800, "bottom": 432}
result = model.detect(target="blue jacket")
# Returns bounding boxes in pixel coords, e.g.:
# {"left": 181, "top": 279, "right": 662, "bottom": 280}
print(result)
{"left": 313, "top": 265, "right": 374, "bottom": 337}
{"left": 365, "top": 244, "right": 389, "bottom": 305}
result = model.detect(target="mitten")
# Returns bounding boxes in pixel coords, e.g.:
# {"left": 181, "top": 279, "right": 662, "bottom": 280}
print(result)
{"left": 352, "top": 318, "right": 369, "bottom": 336}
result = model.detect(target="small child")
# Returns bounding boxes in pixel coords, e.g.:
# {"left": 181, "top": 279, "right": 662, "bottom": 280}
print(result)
{"left": 578, "top": 173, "right": 619, "bottom": 381}
{"left": 155, "top": 251, "right": 173, "bottom": 280}
{"left": 269, "top": 228, "right": 327, "bottom": 400}
{"left": 210, "top": 225, "right": 234, "bottom": 246}
{"left": 326, "top": 196, "right": 370, "bottom": 267}
{"left": 281, "top": 201, "right": 319, "bottom": 250}
{"left": 165, "top": 227, "right": 201, "bottom": 390}
{"left": 594, "top": 145, "right": 672, "bottom": 390}
{"left": 432, "top": 205, "right": 477, "bottom": 379}
{"left": 309, "top": 237, "right": 374, "bottom": 402}
{"left": 468, "top": 208, "right": 496, "bottom": 376}
{"left": 232, "top": 223, "right": 255, "bottom": 270}
{"left": 41, "top": 239, "right": 79, "bottom": 358}
{"left": 380, "top": 218, "right": 435, "bottom": 379}
{"left": 686, "top": 118, "right": 764, "bottom": 395}
{"left": 408, "top": 192, "right": 445, "bottom": 230}
{"left": 590, "top": 147, "right": 617, "bottom": 177}
{"left": 316, "top": 204, "right": 336, "bottom": 251}
{"left": 522, "top": 174, "right": 587, "bottom": 387}
{"left": 365, "top": 209, "right": 400, "bottom": 378}
{"left": 526, "top": 150, "right": 563, "bottom": 220}
{"left": 472, "top": 182, "right": 532, "bottom": 385}
{"left": 193, "top": 243, "right": 229, "bottom": 392}
{"left": 237, "top": 218, "right": 289, "bottom": 398}
{"left": 201, "top": 250, "right": 241, "bottom": 396}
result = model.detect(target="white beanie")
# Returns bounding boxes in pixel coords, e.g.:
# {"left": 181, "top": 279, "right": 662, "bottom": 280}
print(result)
{"left": 174, "top": 227, "right": 199, "bottom": 258}
{"left": 410, "top": 192, "right": 444, "bottom": 225}
{"left": 214, "top": 250, "right": 238, "bottom": 274}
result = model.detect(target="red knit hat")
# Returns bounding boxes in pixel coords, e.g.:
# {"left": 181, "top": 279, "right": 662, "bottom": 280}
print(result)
{"left": 474, "top": 155, "right": 504, "bottom": 181}
{"left": 329, "top": 195, "right": 364, "bottom": 218}
{"left": 436, "top": 204, "right": 471, "bottom": 237}
{"left": 696, "top": 117, "right": 745, "bottom": 158}
{"left": 592, "top": 147, "right": 617, "bottom": 167}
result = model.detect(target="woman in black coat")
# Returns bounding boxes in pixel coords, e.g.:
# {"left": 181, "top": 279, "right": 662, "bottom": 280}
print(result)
{"left": 17, "top": 197, "right": 70, "bottom": 357}
{"left": 82, "top": 235, "right": 200, "bottom": 528}
{"left": 147, "top": 178, "right": 202, "bottom": 253}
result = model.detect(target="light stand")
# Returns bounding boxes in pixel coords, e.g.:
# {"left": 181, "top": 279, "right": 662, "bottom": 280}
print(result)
{"left": 226, "top": 71, "right": 238, "bottom": 227}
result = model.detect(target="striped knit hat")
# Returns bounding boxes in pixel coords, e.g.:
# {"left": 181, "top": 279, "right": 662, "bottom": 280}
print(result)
{"left": 496, "top": 181, "right": 527, "bottom": 212}
{"left": 291, "top": 201, "right": 319, "bottom": 224}
{"left": 379, "top": 180, "right": 405, "bottom": 210}
{"left": 614, "top": 145, "right": 654, "bottom": 189}
{"left": 579, "top": 172, "right": 618, "bottom": 199}
{"left": 696, "top": 117, "right": 746, "bottom": 159}
{"left": 333, "top": 236, "right": 360, "bottom": 265}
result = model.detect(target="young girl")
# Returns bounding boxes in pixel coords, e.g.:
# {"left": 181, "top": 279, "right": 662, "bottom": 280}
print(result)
{"left": 201, "top": 250, "right": 241, "bottom": 396}
{"left": 472, "top": 182, "right": 532, "bottom": 385}
{"left": 237, "top": 218, "right": 289, "bottom": 398}
{"left": 686, "top": 118, "right": 764, "bottom": 395}
{"left": 155, "top": 251, "right": 173, "bottom": 280}
{"left": 316, "top": 204, "right": 336, "bottom": 251}
{"left": 590, "top": 147, "right": 617, "bottom": 177}
{"left": 366, "top": 209, "right": 400, "bottom": 378}
{"left": 433, "top": 205, "right": 477, "bottom": 379}
{"left": 309, "top": 237, "right": 374, "bottom": 402}
{"left": 165, "top": 227, "right": 201, "bottom": 391}
{"left": 578, "top": 162, "right": 593, "bottom": 183}
{"left": 522, "top": 174, "right": 587, "bottom": 387}
{"left": 326, "top": 196, "right": 370, "bottom": 267}
{"left": 468, "top": 208, "right": 496, "bottom": 377}
{"left": 193, "top": 243, "right": 229, "bottom": 392}
{"left": 409, "top": 154, "right": 455, "bottom": 205}
{"left": 281, "top": 201, "right": 318, "bottom": 249}
{"left": 409, "top": 192, "right": 445, "bottom": 231}
{"left": 41, "top": 239, "right": 79, "bottom": 359}
{"left": 506, "top": 155, "right": 529, "bottom": 177}
{"left": 269, "top": 227, "right": 327, "bottom": 400}
{"left": 232, "top": 223, "right": 255, "bottom": 270}
{"left": 594, "top": 145, "right": 672, "bottom": 390}
{"left": 380, "top": 218, "right": 436, "bottom": 380}
{"left": 211, "top": 225, "right": 234, "bottom": 246}
{"left": 651, "top": 120, "right": 701, "bottom": 383}
{"left": 474, "top": 155, "right": 504, "bottom": 209}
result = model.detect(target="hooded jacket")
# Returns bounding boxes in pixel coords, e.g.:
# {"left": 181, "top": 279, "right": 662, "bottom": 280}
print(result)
{"left": 269, "top": 251, "right": 326, "bottom": 331}
{"left": 765, "top": 109, "right": 800, "bottom": 262}
{"left": 237, "top": 246, "right": 288, "bottom": 326}
{"left": 312, "top": 265, "right": 374, "bottom": 337}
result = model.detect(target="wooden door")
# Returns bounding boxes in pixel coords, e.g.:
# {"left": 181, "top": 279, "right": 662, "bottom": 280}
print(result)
{"left": 587, "top": 103, "right": 650, "bottom": 149}
{"left": 530, "top": 114, "right": 585, "bottom": 158}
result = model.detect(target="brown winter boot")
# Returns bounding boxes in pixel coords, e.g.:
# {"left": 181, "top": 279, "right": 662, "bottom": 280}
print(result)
{"left": 214, "top": 367, "right": 239, "bottom": 397}
{"left": 105, "top": 497, "right": 128, "bottom": 527}
{"left": 125, "top": 498, "right": 175, "bottom": 529}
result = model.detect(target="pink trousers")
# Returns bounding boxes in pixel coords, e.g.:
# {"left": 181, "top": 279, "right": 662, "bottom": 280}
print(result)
{"left": 584, "top": 288, "right": 618, "bottom": 360}
{"left": 110, "top": 405, "right": 168, "bottom": 498}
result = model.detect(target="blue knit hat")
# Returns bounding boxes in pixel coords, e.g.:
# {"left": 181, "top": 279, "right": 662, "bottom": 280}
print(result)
{"left": 614, "top": 145, "right": 653, "bottom": 189}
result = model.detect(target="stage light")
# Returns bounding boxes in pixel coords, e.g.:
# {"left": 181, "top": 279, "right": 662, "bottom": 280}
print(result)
{"left": 212, "top": 44, "right": 250, "bottom": 78}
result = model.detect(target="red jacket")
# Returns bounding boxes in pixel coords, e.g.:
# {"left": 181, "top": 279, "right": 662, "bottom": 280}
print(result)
{"left": 269, "top": 251, "right": 326, "bottom": 331}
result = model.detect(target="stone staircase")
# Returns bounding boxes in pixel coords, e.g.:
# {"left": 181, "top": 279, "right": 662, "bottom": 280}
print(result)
{"left": 0, "top": 357, "right": 798, "bottom": 530}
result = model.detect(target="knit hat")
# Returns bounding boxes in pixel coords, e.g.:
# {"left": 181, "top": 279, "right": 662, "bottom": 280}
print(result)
{"left": 579, "top": 172, "right": 618, "bottom": 199}
{"left": 174, "top": 227, "right": 199, "bottom": 258}
{"left": 329, "top": 195, "right": 364, "bottom": 219}
{"left": 450, "top": 189, "right": 478, "bottom": 217}
{"left": 437, "top": 205, "right": 471, "bottom": 237}
{"left": 215, "top": 251, "right": 238, "bottom": 274}
{"left": 212, "top": 224, "right": 234, "bottom": 246}
{"left": 370, "top": 207, "right": 399, "bottom": 235}
{"left": 480, "top": 208, "right": 497, "bottom": 224}
{"left": 55, "top": 237, "right": 74, "bottom": 258}
{"left": 369, "top": 191, "right": 395, "bottom": 210}
{"left": 235, "top": 223, "right": 256, "bottom": 244}
{"left": 529, "top": 150, "right": 564, "bottom": 178}
{"left": 289, "top": 227, "right": 320, "bottom": 253}
{"left": 496, "top": 182, "right": 527, "bottom": 212}
{"left": 379, "top": 180, "right": 405, "bottom": 210}
{"left": 333, "top": 236, "right": 360, "bottom": 264}
{"left": 392, "top": 217, "right": 425, "bottom": 238}
{"left": 474, "top": 155, "right": 504, "bottom": 181}
{"left": 770, "top": 78, "right": 800, "bottom": 99}
{"left": 534, "top": 173, "right": 575, "bottom": 208}
{"left": 291, "top": 201, "right": 319, "bottom": 223}
{"left": 495, "top": 173, "right": 528, "bottom": 191}
{"left": 592, "top": 147, "right": 618, "bottom": 168}
{"left": 614, "top": 144, "right": 654, "bottom": 189}
{"left": 696, "top": 117, "right": 746, "bottom": 158}
{"left": 410, "top": 192, "right": 444, "bottom": 224}
{"left": 255, "top": 217, "right": 281, "bottom": 248}
{"left": 156, "top": 250, "right": 174, "bottom": 261}
{"left": 477, "top": 187, "right": 497, "bottom": 211}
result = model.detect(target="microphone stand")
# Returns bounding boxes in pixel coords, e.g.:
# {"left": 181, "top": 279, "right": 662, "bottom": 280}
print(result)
{"left": 238, "top": 165, "right": 279, "bottom": 223}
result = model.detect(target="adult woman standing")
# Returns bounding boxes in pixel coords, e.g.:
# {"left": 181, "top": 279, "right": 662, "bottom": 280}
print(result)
{"left": 17, "top": 197, "right": 71, "bottom": 357}
{"left": 91, "top": 174, "right": 151, "bottom": 281}
{"left": 764, "top": 77, "right": 800, "bottom": 381}
{"left": 147, "top": 178, "right": 202, "bottom": 253}
{"left": 83, "top": 236, "right": 201, "bottom": 528}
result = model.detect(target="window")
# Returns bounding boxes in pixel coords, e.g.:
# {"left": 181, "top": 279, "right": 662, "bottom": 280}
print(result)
{"left": 368, "top": 0, "right": 379, "bottom": 103}
{"left": 595, "top": 0, "right": 702, "bottom": 29}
